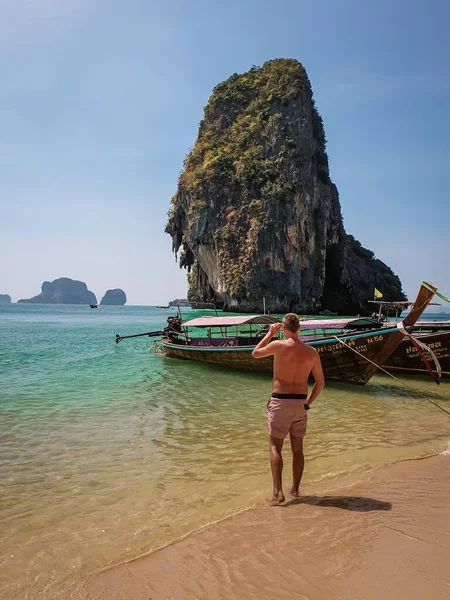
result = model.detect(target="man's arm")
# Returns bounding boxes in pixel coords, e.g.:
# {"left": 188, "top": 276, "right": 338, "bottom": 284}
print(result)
{"left": 252, "top": 323, "right": 282, "bottom": 359}
{"left": 307, "top": 353, "right": 325, "bottom": 406}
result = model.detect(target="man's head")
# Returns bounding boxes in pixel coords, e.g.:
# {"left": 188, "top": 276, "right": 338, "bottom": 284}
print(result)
{"left": 282, "top": 313, "right": 300, "bottom": 337}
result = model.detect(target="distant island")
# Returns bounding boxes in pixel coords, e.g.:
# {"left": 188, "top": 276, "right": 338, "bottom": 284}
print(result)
{"left": 0, "top": 294, "right": 11, "bottom": 304}
{"left": 168, "top": 298, "right": 190, "bottom": 307}
{"left": 18, "top": 278, "right": 97, "bottom": 305}
{"left": 100, "top": 289, "right": 127, "bottom": 306}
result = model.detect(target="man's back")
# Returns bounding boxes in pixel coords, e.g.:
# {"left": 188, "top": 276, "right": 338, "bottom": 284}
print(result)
{"left": 272, "top": 338, "right": 319, "bottom": 395}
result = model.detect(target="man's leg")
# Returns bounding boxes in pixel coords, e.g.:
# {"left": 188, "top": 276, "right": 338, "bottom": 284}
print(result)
{"left": 290, "top": 434, "right": 304, "bottom": 497}
{"left": 269, "top": 435, "right": 285, "bottom": 505}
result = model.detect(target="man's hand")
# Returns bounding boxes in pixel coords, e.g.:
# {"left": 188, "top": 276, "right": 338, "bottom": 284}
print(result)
{"left": 268, "top": 322, "right": 282, "bottom": 337}
{"left": 252, "top": 322, "right": 282, "bottom": 359}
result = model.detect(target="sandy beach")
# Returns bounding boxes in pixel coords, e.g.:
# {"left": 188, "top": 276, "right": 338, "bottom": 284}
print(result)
{"left": 85, "top": 453, "right": 450, "bottom": 600}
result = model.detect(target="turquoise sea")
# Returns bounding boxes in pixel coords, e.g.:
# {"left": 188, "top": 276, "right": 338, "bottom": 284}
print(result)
{"left": 1, "top": 304, "right": 450, "bottom": 600}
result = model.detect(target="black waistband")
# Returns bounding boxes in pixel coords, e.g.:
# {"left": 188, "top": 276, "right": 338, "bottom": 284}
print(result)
{"left": 271, "top": 393, "right": 308, "bottom": 400}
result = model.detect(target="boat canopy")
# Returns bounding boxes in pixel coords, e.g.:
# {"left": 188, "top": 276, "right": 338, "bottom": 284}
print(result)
{"left": 299, "top": 317, "right": 381, "bottom": 330}
{"left": 182, "top": 315, "right": 279, "bottom": 328}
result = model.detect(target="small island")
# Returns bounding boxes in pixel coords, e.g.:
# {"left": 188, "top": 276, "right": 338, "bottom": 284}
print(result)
{"left": 100, "top": 289, "right": 127, "bottom": 306}
{"left": 0, "top": 294, "right": 12, "bottom": 304}
{"left": 18, "top": 278, "right": 97, "bottom": 305}
{"left": 168, "top": 298, "right": 190, "bottom": 307}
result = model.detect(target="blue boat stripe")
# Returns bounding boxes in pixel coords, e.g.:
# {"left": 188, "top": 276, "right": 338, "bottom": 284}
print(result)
{"left": 309, "top": 327, "right": 398, "bottom": 345}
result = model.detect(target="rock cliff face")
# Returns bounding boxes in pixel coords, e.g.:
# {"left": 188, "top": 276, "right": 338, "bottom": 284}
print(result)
{"left": 18, "top": 278, "right": 97, "bottom": 305}
{"left": 100, "top": 289, "right": 127, "bottom": 305}
{"left": 0, "top": 294, "right": 11, "bottom": 304}
{"left": 166, "top": 59, "right": 405, "bottom": 314}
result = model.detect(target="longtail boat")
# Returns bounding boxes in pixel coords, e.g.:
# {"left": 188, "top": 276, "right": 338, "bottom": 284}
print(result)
{"left": 384, "top": 322, "right": 450, "bottom": 378}
{"left": 157, "top": 281, "right": 437, "bottom": 385}
{"left": 295, "top": 317, "right": 450, "bottom": 379}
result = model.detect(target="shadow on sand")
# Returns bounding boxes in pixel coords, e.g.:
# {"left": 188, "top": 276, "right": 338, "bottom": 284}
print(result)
{"left": 283, "top": 495, "right": 392, "bottom": 512}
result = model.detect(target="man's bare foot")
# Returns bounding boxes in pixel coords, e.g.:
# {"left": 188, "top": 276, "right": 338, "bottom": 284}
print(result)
{"left": 267, "top": 491, "right": 285, "bottom": 506}
{"left": 289, "top": 488, "right": 301, "bottom": 498}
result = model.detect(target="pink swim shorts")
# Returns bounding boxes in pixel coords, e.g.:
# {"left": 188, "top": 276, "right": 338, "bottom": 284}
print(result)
{"left": 267, "top": 397, "right": 308, "bottom": 439}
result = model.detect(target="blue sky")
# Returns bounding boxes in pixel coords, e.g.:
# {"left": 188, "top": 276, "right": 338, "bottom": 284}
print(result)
{"left": 1, "top": 0, "right": 449, "bottom": 306}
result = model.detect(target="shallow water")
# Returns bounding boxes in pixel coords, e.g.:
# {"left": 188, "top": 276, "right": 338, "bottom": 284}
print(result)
{"left": 1, "top": 305, "right": 450, "bottom": 599}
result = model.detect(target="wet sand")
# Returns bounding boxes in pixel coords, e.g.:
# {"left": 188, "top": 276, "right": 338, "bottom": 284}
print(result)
{"left": 85, "top": 454, "right": 450, "bottom": 600}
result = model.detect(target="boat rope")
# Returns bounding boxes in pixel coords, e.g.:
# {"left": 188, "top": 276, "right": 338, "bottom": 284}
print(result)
{"left": 396, "top": 322, "right": 441, "bottom": 383}
{"left": 333, "top": 336, "right": 450, "bottom": 418}
{"left": 332, "top": 336, "right": 403, "bottom": 380}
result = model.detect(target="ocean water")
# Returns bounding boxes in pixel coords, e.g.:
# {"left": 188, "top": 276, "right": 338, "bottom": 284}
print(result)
{"left": 1, "top": 304, "right": 450, "bottom": 600}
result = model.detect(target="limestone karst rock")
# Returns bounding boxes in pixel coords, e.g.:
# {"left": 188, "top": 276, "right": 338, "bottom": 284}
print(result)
{"left": 100, "top": 289, "right": 127, "bottom": 305}
{"left": 18, "top": 278, "right": 97, "bottom": 305}
{"left": 166, "top": 59, "right": 405, "bottom": 314}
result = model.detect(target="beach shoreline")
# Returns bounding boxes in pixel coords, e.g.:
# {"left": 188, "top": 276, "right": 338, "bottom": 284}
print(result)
{"left": 85, "top": 452, "right": 450, "bottom": 600}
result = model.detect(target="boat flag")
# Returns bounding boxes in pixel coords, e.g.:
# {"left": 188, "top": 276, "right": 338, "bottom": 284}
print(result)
{"left": 374, "top": 288, "right": 383, "bottom": 299}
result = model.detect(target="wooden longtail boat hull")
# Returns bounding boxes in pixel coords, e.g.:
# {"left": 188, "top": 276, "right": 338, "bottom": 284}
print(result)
{"left": 384, "top": 331, "right": 450, "bottom": 377}
{"left": 159, "top": 282, "right": 437, "bottom": 385}
{"left": 160, "top": 327, "right": 400, "bottom": 384}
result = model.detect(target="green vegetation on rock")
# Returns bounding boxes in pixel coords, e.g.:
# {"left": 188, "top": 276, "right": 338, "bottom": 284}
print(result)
{"left": 179, "top": 59, "right": 327, "bottom": 212}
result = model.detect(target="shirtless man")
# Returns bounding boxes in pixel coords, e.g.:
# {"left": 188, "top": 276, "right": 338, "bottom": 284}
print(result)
{"left": 252, "top": 314, "right": 325, "bottom": 505}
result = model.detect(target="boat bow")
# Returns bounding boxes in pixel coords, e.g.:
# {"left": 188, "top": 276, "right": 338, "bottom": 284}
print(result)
{"left": 355, "top": 281, "right": 437, "bottom": 383}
